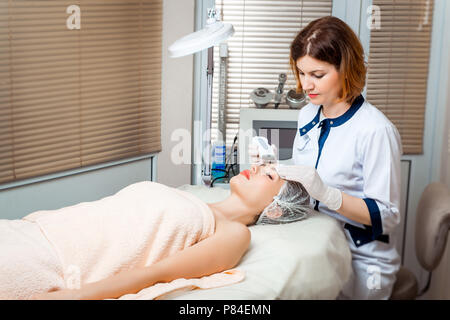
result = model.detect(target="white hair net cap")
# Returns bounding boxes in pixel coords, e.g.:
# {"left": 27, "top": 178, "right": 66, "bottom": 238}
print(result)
{"left": 256, "top": 180, "right": 311, "bottom": 225}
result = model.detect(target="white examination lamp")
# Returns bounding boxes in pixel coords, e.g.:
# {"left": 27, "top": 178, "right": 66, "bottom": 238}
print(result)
{"left": 168, "top": 9, "right": 234, "bottom": 186}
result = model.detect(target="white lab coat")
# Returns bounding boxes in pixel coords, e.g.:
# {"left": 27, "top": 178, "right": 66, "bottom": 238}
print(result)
{"left": 292, "top": 94, "right": 402, "bottom": 299}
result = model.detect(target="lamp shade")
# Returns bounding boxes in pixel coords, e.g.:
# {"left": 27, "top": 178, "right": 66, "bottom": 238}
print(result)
{"left": 168, "top": 20, "right": 234, "bottom": 58}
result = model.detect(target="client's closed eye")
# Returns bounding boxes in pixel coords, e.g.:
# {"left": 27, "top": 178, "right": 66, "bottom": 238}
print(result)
{"left": 263, "top": 166, "right": 280, "bottom": 181}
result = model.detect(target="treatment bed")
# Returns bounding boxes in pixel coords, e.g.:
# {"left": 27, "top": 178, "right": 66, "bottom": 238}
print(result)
{"left": 0, "top": 182, "right": 352, "bottom": 300}
{"left": 162, "top": 184, "right": 353, "bottom": 300}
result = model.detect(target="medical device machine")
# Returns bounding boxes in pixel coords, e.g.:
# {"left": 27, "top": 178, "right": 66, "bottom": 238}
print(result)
{"left": 252, "top": 136, "right": 276, "bottom": 164}
{"left": 249, "top": 88, "right": 273, "bottom": 109}
{"left": 249, "top": 76, "right": 307, "bottom": 110}
{"left": 239, "top": 108, "right": 300, "bottom": 172}
{"left": 286, "top": 89, "right": 308, "bottom": 109}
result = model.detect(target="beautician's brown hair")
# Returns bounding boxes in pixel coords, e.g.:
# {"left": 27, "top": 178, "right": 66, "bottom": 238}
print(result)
{"left": 290, "top": 16, "right": 367, "bottom": 104}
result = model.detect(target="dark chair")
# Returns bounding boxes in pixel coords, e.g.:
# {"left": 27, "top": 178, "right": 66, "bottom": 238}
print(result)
{"left": 390, "top": 182, "right": 450, "bottom": 300}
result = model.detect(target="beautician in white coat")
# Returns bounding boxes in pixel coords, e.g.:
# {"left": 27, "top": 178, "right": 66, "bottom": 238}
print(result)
{"left": 250, "top": 16, "right": 402, "bottom": 299}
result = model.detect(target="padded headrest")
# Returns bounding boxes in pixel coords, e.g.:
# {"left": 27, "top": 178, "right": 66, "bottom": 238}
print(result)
{"left": 415, "top": 182, "right": 450, "bottom": 271}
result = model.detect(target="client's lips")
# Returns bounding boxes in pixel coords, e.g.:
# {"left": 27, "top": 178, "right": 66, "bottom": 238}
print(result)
{"left": 240, "top": 169, "right": 250, "bottom": 180}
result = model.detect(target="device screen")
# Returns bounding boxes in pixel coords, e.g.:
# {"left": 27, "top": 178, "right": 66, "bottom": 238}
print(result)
{"left": 259, "top": 128, "right": 297, "bottom": 160}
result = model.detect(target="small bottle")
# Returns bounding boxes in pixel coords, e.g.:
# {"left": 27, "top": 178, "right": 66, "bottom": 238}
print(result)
{"left": 212, "top": 141, "right": 226, "bottom": 180}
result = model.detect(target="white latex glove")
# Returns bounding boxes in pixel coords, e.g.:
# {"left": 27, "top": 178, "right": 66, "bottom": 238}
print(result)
{"left": 248, "top": 142, "right": 277, "bottom": 166}
{"left": 275, "top": 164, "right": 342, "bottom": 211}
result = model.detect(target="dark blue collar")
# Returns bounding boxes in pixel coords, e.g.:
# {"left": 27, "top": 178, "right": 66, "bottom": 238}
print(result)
{"left": 299, "top": 94, "right": 364, "bottom": 136}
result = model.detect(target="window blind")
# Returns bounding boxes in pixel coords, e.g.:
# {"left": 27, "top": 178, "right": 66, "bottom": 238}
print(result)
{"left": 211, "top": 0, "right": 332, "bottom": 146}
{"left": 366, "top": 0, "right": 434, "bottom": 154}
{"left": 0, "top": 0, "right": 162, "bottom": 185}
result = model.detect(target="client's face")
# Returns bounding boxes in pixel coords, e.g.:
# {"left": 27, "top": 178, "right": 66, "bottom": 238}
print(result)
{"left": 230, "top": 164, "right": 285, "bottom": 212}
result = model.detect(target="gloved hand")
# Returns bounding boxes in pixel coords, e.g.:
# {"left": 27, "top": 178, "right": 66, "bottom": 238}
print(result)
{"left": 248, "top": 142, "right": 277, "bottom": 166}
{"left": 275, "top": 164, "right": 342, "bottom": 211}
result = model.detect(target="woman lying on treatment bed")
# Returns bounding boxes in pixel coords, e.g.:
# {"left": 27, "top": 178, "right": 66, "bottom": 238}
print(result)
{"left": 0, "top": 165, "right": 311, "bottom": 300}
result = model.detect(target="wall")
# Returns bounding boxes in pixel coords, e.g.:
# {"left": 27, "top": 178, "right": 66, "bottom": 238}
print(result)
{"left": 157, "top": 0, "right": 195, "bottom": 187}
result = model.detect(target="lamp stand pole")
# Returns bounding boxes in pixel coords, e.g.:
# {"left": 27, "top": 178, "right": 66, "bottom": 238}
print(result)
{"left": 202, "top": 46, "right": 214, "bottom": 186}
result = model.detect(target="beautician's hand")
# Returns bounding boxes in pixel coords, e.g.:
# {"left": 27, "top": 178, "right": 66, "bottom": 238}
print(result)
{"left": 248, "top": 142, "right": 277, "bottom": 165}
{"left": 276, "top": 164, "right": 342, "bottom": 211}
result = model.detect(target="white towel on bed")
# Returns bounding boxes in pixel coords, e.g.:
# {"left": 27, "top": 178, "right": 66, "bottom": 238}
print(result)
{"left": 0, "top": 220, "right": 66, "bottom": 300}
